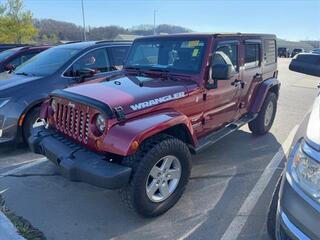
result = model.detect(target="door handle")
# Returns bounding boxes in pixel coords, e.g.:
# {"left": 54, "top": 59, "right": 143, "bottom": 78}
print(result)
{"left": 254, "top": 73, "right": 262, "bottom": 79}
{"left": 231, "top": 79, "right": 245, "bottom": 88}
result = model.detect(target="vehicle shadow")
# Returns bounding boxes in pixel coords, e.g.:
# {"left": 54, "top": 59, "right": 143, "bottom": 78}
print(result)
{"left": 0, "top": 128, "right": 282, "bottom": 240}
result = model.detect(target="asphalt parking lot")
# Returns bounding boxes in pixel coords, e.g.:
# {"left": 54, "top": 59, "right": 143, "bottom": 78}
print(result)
{"left": 0, "top": 58, "right": 319, "bottom": 240}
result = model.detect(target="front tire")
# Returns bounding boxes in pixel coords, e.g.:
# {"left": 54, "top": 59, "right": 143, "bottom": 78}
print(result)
{"left": 23, "top": 107, "right": 43, "bottom": 142}
{"left": 267, "top": 174, "right": 282, "bottom": 240}
{"left": 249, "top": 92, "right": 277, "bottom": 135}
{"left": 119, "top": 134, "right": 192, "bottom": 217}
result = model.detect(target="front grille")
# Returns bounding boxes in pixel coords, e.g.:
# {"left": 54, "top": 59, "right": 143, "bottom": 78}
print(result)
{"left": 55, "top": 102, "right": 90, "bottom": 144}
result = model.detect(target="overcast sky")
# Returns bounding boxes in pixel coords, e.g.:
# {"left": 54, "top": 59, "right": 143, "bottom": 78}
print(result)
{"left": 23, "top": 0, "right": 320, "bottom": 41}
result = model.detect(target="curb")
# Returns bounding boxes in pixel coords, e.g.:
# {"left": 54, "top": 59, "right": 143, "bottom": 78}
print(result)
{"left": 0, "top": 211, "right": 26, "bottom": 240}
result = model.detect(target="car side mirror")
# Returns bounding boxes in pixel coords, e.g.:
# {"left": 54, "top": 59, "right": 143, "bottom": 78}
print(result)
{"left": 77, "top": 68, "right": 96, "bottom": 81}
{"left": 206, "top": 64, "right": 235, "bottom": 89}
{"left": 5, "top": 64, "right": 15, "bottom": 72}
{"left": 289, "top": 54, "right": 320, "bottom": 77}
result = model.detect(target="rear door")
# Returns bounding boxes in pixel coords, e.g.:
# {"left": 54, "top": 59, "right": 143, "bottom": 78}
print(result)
{"left": 239, "top": 39, "right": 263, "bottom": 115}
{"left": 203, "top": 39, "right": 242, "bottom": 133}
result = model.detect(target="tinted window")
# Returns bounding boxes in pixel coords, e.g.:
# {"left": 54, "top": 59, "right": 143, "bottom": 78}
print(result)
{"left": 0, "top": 47, "right": 23, "bottom": 62}
{"left": 245, "top": 43, "right": 260, "bottom": 68}
{"left": 108, "top": 46, "right": 130, "bottom": 68}
{"left": 126, "top": 38, "right": 207, "bottom": 74}
{"left": 8, "top": 52, "right": 38, "bottom": 67}
{"left": 65, "top": 48, "right": 111, "bottom": 77}
{"left": 215, "top": 42, "right": 238, "bottom": 69}
{"left": 296, "top": 54, "right": 320, "bottom": 64}
{"left": 15, "top": 47, "right": 81, "bottom": 76}
{"left": 264, "top": 39, "right": 276, "bottom": 64}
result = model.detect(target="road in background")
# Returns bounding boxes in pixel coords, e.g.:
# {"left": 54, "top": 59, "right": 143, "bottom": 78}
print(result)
{"left": 0, "top": 58, "right": 318, "bottom": 240}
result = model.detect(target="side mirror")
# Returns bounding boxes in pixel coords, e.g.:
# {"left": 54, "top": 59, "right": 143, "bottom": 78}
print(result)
{"left": 211, "top": 64, "right": 235, "bottom": 80}
{"left": 77, "top": 68, "right": 96, "bottom": 81}
{"left": 289, "top": 54, "right": 320, "bottom": 77}
{"left": 5, "top": 64, "right": 15, "bottom": 72}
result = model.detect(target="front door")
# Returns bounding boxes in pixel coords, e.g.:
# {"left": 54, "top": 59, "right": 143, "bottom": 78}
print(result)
{"left": 203, "top": 39, "right": 242, "bottom": 133}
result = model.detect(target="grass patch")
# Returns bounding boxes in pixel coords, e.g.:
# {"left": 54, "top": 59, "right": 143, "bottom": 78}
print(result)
{"left": 0, "top": 194, "right": 46, "bottom": 240}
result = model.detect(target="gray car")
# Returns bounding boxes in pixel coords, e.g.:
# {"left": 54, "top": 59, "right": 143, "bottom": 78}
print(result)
{"left": 0, "top": 41, "right": 131, "bottom": 144}
{"left": 268, "top": 53, "right": 320, "bottom": 239}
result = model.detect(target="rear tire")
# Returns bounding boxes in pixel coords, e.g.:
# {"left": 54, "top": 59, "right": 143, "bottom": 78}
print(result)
{"left": 23, "top": 107, "right": 42, "bottom": 142}
{"left": 119, "top": 134, "right": 192, "bottom": 217}
{"left": 249, "top": 92, "right": 277, "bottom": 135}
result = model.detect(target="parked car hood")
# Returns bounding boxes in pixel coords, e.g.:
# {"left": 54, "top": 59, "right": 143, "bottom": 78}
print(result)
{"left": 64, "top": 74, "right": 194, "bottom": 114}
{"left": 306, "top": 94, "right": 320, "bottom": 149}
{"left": 0, "top": 72, "right": 43, "bottom": 91}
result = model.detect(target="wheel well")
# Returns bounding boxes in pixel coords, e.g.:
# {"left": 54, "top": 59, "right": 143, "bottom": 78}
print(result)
{"left": 269, "top": 85, "right": 279, "bottom": 98}
{"left": 161, "top": 124, "right": 194, "bottom": 147}
{"left": 20, "top": 103, "right": 42, "bottom": 128}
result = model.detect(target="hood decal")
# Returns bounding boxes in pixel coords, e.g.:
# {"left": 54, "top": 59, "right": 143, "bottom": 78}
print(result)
{"left": 130, "top": 92, "right": 185, "bottom": 111}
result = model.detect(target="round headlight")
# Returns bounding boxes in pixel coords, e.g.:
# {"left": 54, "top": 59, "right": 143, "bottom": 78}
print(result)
{"left": 95, "top": 114, "right": 106, "bottom": 133}
{"left": 51, "top": 99, "right": 57, "bottom": 112}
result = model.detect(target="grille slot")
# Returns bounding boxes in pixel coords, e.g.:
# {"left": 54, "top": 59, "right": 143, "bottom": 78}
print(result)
{"left": 54, "top": 101, "right": 90, "bottom": 144}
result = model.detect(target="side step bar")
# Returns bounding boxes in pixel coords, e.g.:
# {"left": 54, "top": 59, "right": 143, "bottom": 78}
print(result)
{"left": 194, "top": 113, "right": 257, "bottom": 153}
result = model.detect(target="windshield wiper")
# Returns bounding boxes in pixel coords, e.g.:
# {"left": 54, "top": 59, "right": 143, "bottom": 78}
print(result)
{"left": 15, "top": 72, "right": 36, "bottom": 77}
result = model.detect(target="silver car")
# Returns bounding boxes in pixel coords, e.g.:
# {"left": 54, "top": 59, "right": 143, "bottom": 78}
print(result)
{"left": 268, "top": 53, "right": 320, "bottom": 239}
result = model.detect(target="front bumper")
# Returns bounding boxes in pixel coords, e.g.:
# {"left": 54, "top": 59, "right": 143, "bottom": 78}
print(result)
{"left": 276, "top": 174, "right": 320, "bottom": 240}
{"left": 28, "top": 128, "right": 132, "bottom": 189}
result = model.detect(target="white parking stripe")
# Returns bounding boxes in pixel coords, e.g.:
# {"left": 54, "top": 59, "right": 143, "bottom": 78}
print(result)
{"left": 0, "top": 157, "right": 47, "bottom": 178}
{"left": 221, "top": 125, "right": 298, "bottom": 240}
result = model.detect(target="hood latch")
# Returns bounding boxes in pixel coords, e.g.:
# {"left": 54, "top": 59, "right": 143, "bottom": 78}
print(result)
{"left": 114, "top": 106, "right": 126, "bottom": 121}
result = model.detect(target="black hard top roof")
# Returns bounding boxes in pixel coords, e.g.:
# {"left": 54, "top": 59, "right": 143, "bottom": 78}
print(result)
{"left": 136, "top": 32, "right": 277, "bottom": 40}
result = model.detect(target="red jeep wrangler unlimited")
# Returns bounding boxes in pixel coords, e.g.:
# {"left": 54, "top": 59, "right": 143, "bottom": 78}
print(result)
{"left": 29, "top": 33, "right": 280, "bottom": 217}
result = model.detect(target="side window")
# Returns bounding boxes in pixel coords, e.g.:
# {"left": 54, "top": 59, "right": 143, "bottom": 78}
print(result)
{"left": 213, "top": 42, "right": 238, "bottom": 70}
{"left": 66, "top": 48, "right": 110, "bottom": 77}
{"left": 245, "top": 43, "right": 261, "bottom": 69}
{"left": 8, "top": 52, "right": 38, "bottom": 67}
{"left": 108, "top": 46, "right": 130, "bottom": 69}
{"left": 264, "top": 39, "right": 276, "bottom": 65}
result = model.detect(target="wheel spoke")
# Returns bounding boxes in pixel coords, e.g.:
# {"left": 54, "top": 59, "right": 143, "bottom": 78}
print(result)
{"left": 159, "top": 182, "right": 170, "bottom": 197}
{"left": 147, "top": 179, "right": 159, "bottom": 195}
{"left": 161, "top": 157, "right": 173, "bottom": 170}
{"left": 167, "top": 169, "right": 180, "bottom": 180}
{"left": 149, "top": 166, "right": 161, "bottom": 179}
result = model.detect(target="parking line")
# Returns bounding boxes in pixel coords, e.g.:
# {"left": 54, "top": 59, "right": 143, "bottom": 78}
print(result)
{"left": 220, "top": 125, "right": 298, "bottom": 240}
{"left": 0, "top": 157, "right": 48, "bottom": 178}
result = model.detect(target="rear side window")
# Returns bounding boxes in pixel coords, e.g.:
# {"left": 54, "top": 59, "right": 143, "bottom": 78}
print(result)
{"left": 108, "top": 46, "right": 130, "bottom": 68}
{"left": 245, "top": 43, "right": 260, "bottom": 69}
{"left": 264, "top": 39, "right": 276, "bottom": 65}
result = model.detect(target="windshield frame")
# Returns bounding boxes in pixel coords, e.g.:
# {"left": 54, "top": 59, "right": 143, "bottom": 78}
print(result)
{"left": 124, "top": 36, "right": 209, "bottom": 75}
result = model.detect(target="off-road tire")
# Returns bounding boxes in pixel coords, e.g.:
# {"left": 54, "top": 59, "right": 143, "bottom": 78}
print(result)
{"left": 119, "top": 133, "right": 192, "bottom": 217}
{"left": 267, "top": 174, "right": 282, "bottom": 240}
{"left": 23, "top": 107, "right": 41, "bottom": 142}
{"left": 249, "top": 92, "right": 277, "bottom": 135}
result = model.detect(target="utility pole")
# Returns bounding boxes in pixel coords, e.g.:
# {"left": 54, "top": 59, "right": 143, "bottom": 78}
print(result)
{"left": 153, "top": 10, "right": 157, "bottom": 35}
{"left": 81, "top": 0, "right": 87, "bottom": 41}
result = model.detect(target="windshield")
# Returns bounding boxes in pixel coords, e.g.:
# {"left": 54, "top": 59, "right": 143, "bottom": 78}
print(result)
{"left": 125, "top": 38, "right": 208, "bottom": 74}
{"left": 14, "top": 47, "right": 81, "bottom": 76}
{"left": 0, "top": 47, "right": 23, "bottom": 62}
